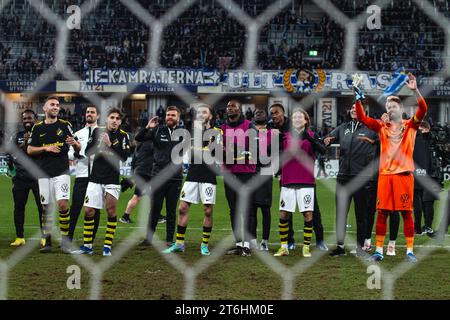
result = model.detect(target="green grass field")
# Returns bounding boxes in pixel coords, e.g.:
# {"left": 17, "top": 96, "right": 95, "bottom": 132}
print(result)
{"left": 0, "top": 176, "right": 448, "bottom": 300}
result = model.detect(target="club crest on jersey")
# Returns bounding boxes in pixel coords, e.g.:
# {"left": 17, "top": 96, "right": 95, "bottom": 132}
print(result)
{"left": 56, "top": 128, "right": 63, "bottom": 136}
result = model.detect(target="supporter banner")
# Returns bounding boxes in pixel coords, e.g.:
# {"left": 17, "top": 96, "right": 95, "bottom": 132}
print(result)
{"left": 419, "top": 77, "right": 450, "bottom": 96}
{"left": 84, "top": 69, "right": 220, "bottom": 86}
{"left": 56, "top": 81, "right": 128, "bottom": 93}
{"left": 0, "top": 81, "right": 56, "bottom": 93}
{"left": 1, "top": 70, "right": 449, "bottom": 96}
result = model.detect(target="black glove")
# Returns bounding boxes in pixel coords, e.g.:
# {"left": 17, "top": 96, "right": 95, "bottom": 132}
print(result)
{"left": 120, "top": 177, "right": 135, "bottom": 192}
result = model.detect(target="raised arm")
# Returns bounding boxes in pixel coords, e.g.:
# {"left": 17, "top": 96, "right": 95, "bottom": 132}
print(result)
{"left": 353, "top": 85, "right": 382, "bottom": 133}
{"left": 406, "top": 73, "right": 428, "bottom": 125}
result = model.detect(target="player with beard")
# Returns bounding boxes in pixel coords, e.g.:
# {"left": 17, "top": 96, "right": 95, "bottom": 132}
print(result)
{"left": 138, "top": 106, "right": 184, "bottom": 247}
{"left": 354, "top": 73, "right": 427, "bottom": 263}
{"left": 163, "top": 104, "right": 222, "bottom": 256}
{"left": 27, "top": 96, "right": 81, "bottom": 253}
{"left": 7, "top": 109, "right": 44, "bottom": 246}
{"left": 67, "top": 106, "right": 101, "bottom": 246}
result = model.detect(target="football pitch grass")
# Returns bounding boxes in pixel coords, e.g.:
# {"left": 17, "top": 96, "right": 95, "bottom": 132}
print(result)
{"left": 0, "top": 176, "right": 448, "bottom": 300}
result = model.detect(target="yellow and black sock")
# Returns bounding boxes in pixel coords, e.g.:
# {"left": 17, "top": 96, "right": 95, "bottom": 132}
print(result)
{"left": 176, "top": 225, "right": 187, "bottom": 246}
{"left": 279, "top": 218, "right": 289, "bottom": 248}
{"left": 202, "top": 226, "right": 212, "bottom": 246}
{"left": 104, "top": 216, "right": 117, "bottom": 249}
{"left": 83, "top": 216, "right": 95, "bottom": 247}
{"left": 59, "top": 209, "right": 70, "bottom": 237}
{"left": 304, "top": 220, "right": 313, "bottom": 246}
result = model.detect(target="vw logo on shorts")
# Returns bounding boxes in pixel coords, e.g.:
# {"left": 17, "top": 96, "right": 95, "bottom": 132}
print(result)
{"left": 61, "top": 183, "right": 69, "bottom": 193}
{"left": 304, "top": 194, "right": 312, "bottom": 205}
{"left": 205, "top": 187, "right": 213, "bottom": 197}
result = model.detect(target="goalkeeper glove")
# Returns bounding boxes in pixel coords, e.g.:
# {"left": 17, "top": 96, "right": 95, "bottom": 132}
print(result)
{"left": 353, "top": 85, "right": 366, "bottom": 101}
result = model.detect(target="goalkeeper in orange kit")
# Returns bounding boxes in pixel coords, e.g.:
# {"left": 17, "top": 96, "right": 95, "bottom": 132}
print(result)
{"left": 353, "top": 73, "right": 427, "bottom": 263}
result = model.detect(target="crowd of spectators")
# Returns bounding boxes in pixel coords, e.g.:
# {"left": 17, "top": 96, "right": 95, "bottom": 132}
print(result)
{"left": 0, "top": 0, "right": 448, "bottom": 81}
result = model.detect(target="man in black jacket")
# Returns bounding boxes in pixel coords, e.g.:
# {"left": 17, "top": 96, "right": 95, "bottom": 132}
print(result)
{"left": 119, "top": 138, "right": 154, "bottom": 224}
{"left": 7, "top": 109, "right": 44, "bottom": 246}
{"left": 412, "top": 121, "right": 439, "bottom": 237}
{"left": 268, "top": 103, "right": 328, "bottom": 251}
{"left": 137, "top": 106, "right": 184, "bottom": 246}
{"left": 325, "top": 103, "right": 378, "bottom": 257}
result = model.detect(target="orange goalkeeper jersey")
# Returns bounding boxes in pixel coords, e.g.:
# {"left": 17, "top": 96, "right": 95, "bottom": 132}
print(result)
{"left": 355, "top": 97, "right": 428, "bottom": 175}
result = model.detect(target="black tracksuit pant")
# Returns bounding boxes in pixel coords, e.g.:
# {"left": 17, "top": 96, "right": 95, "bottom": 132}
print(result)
{"left": 68, "top": 177, "right": 100, "bottom": 241}
{"left": 12, "top": 178, "right": 43, "bottom": 238}
{"left": 146, "top": 179, "right": 182, "bottom": 244}
{"left": 414, "top": 188, "right": 436, "bottom": 233}
{"left": 224, "top": 173, "right": 255, "bottom": 245}
{"left": 249, "top": 205, "right": 271, "bottom": 241}
{"left": 335, "top": 177, "right": 369, "bottom": 248}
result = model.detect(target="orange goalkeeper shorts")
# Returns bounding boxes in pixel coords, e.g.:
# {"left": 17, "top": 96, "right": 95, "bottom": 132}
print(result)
{"left": 376, "top": 173, "right": 414, "bottom": 211}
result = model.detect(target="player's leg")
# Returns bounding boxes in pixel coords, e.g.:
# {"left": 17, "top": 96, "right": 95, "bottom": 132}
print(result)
{"left": 274, "top": 187, "right": 295, "bottom": 257}
{"left": 103, "top": 188, "right": 120, "bottom": 256}
{"left": 423, "top": 199, "right": 435, "bottom": 236}
{"left": 298, "top": 187, "right": 314, "bottom": 258}
{"left": 287, "top": 214, "right": 294, "bottom": 249}
{"left": 143, "top": 183, "right": 166, "bottom": 245}
{"left": 200, "top": 204, "right": 213, "bottom": 256}
{"left": 274, "top": 210, "right": 291, "bottom": 256}
{"left": 368, "top": 175, "right": 394, "bottom": 261}
{"left": 11, "top": 179, "right": 29, "bottom": 246}
{"left": 365, "top": 179, "right": 378, "bottom": 251}
{"left": 387, "top": 213, "right": 400, "bottom": 256}
{"left": 31, "top": 180, "right": 44, "bottom": 236}
{"left": 422, "top": 188, "right": 438, "bottom": 237}
{"left": 72, "top": 182, "right": 103, "bottom": 254}
{"left": 164, "top": 180, "right": 182, "bottom": 245}
{"left": 68, "top": 177, "right": 87, "bottom": 241}
{"left": 313, "top": 190, "right": 327, "bottom": 251}
{"left": 74, "top": 206, "right": 97, "bottom": 254}
{"left": 260, "top": 205, "right": 271, "bottom": 251}
{"left": 38, "top": 178, "right": 53, "bottom": 252}
{"left": 53, "top": 175, "right": 71, "bottom": 252}
{"left": 393, "top": 173, "right": 416, "bottom": 261}
{"left": 369, "top": 209, "right": 389, "bottom": 261}
{"left": 330, "top": 179, "right": 351, "bottom": 257}
{"left": 163, "top": 199, "right": 190, "bottom": 253}
{"left": 400, "top": 210, "right": 415, "bottom": 260}
{"left": 302, "top": 211, "right": 313, "bottom": 257}
{"left": 199, "top": 183, "right": 215, "bottom": 256}
{"left": 413, "top": 188, "right": 424, "bottom": 234}
{"left": 248, "top": 206, "right": 258, "bottom": 249}
{"left": 353, "top": 185, "right": 369, "bottom": 256}
{"left": 120, "top": 194, "right": 141, "bottom": 224}
{"left": 224, "top": 175, "right": 242, "bottom": 254}
{"left": 436, "top": 189, "right": 449, "bottom": 243}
